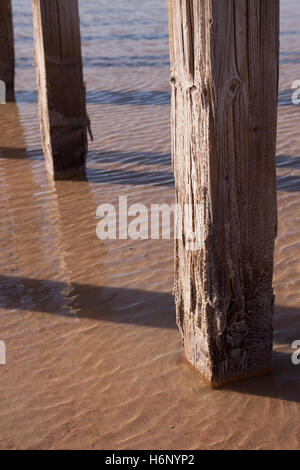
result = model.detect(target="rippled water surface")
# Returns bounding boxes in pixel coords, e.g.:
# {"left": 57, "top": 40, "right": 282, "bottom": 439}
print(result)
{"left": 0, "top": 0, "right": 300, "bottom": 450}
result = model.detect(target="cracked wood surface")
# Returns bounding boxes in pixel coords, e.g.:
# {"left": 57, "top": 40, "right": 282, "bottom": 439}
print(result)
{"left": 168, "top": 0, "right": 279, "bottom": 386}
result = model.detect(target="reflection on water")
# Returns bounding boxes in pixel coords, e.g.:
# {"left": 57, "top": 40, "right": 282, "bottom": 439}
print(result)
{"left": 0, "top": 0, "right": 299, "bottom": 451}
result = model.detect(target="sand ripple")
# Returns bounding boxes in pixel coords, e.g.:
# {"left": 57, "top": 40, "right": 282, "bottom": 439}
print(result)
{"left": 0, "top": 0, "right": 299, "bottom": 450}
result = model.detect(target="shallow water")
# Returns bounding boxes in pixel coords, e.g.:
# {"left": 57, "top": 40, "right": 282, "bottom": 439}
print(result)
{"left": 0, "top": 0, "right": 299, "bottom": 450}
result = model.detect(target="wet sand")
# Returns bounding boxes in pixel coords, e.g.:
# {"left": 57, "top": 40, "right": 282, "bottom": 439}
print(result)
{"left": 0, "top": 0, "right": 299, "bottom": 450}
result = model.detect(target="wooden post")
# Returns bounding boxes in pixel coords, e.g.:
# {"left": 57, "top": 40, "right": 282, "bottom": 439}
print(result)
{"left": 168, "top": 1, "right": 279, "bottom": 387}
{"left": 32, "top": 0, "right": 88, "bottom": 178}
{"left": 0, "top": 0, "right": 15, "bottom": 102}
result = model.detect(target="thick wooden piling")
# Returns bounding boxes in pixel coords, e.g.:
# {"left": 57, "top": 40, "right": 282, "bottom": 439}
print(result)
{"left": 0, "top": 0, "right": 15, "bottom": 102}
{"left": 32, "top": 0, "right": 88, "bottom": 178}
{"left": 168, "top": 1, "right": 279, "bottom": 387}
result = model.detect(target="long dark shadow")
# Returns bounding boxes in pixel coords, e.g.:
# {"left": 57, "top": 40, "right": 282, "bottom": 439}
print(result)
{"left": 2, "top": 148, "right": 299, "bottom": 191}
{"left": 0, "top": 147, "right": 172, "bottom": 167}
{"left": 1, "top": 272, "right": 300, "bottom": 403}
{"left": 225, "top": 350, "right": 300, "bottom": 404}
{"left": 84, "top": 167, "right": 174, "bottom": 187}
{"left": 0, "top": 274, "right": 299, "bottom": 334}
{"left": 15, "top": 88, "right": 295, "bottom": 106}
{"left": 86, "top": 89, "right": 170, "bottom": 105}
{"left": 15, "top": 89, "right": 171, "bottom": 105}
{"left": 0, "top": 275, "right": 176, "bottom": 330}
{"left": 277, "top": 174, "right": 300, "bottom": 192}
{"left": 0, "top": 147, "right": 42, "bottom": 160}
{"left": 277, "top": 155, "right": 300, "bottom": 169}
{"left": 88, "top": 150, "right": 171, "bottom": 166}
{"left": 278, "top": 88, "right": 298, "bottom": 106}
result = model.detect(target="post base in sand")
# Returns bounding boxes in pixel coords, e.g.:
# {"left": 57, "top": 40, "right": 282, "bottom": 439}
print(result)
{"left": 182, "top": 356, "right": 273, "bottom": 389}
{"left": 50, "top": 165, "right": 87, "bottom": 181}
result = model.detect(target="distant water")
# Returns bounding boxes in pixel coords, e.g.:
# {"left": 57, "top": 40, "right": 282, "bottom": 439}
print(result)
{"left": 0, "top": 0, "right": 299, "bottom": 450}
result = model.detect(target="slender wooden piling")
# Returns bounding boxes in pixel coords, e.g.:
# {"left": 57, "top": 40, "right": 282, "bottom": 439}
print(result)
{"left": 168, "top": 0, "right": 279, "bottom": 387}
{"left": 0, "top": 0, "right": 15, "bottom": 102}
{"left": 32, "top": 0, "right": 88, "bottom": 178}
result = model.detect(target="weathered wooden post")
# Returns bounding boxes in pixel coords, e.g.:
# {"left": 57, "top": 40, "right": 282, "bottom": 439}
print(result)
{"left": 0, "top": 0, "right": 15, "bottom": 102}
{"left": 168, "top": 1, "right": 279, "bottom": 387}
{"left": 32, "top": 0, "right": 88, "bottom": 178}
